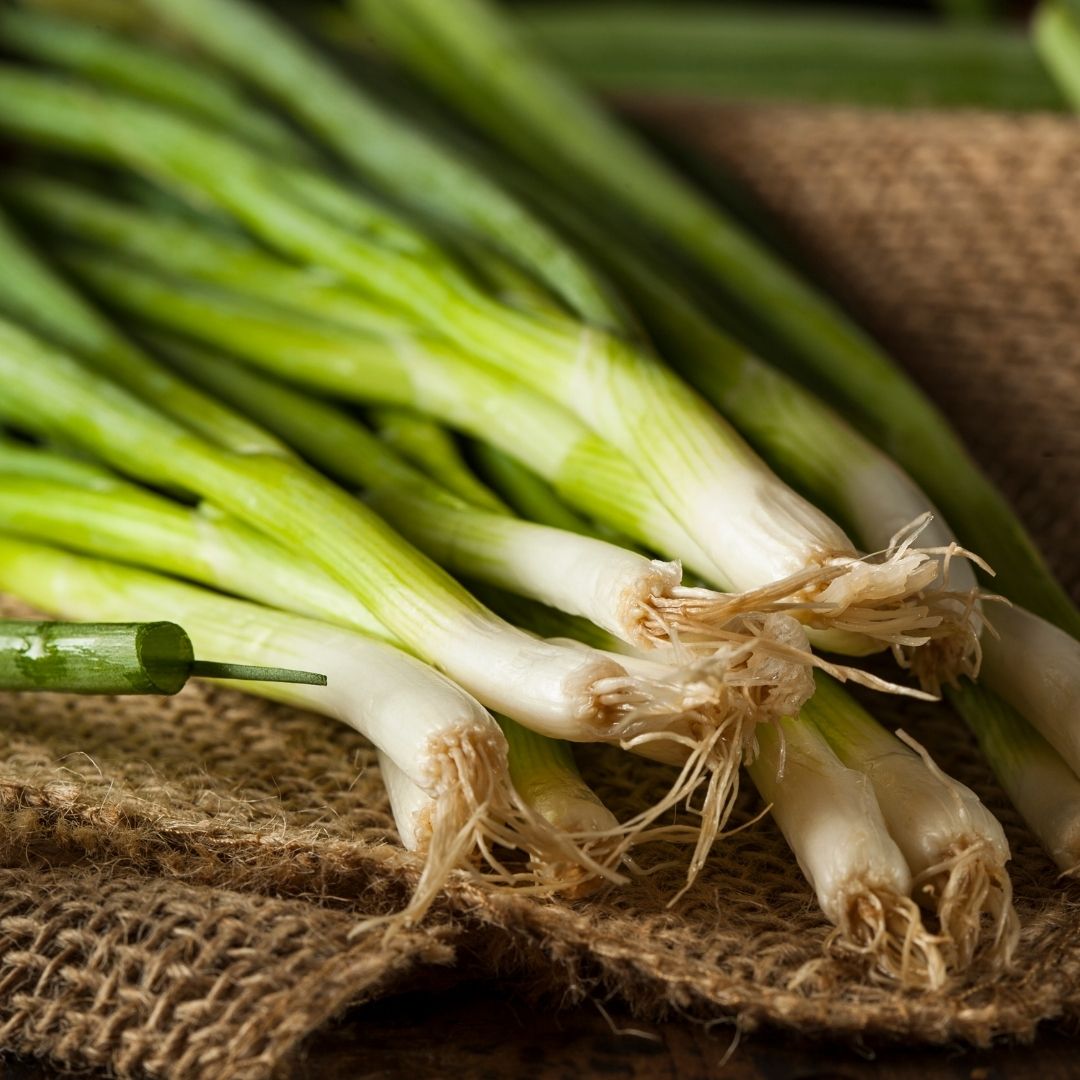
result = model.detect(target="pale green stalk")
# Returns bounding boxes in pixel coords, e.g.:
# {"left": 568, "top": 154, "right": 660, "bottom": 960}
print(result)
{"left": 472, "top": 585, "right": 625, "bottom": 655}
{"left": 0, "top": 434, "right": 121, "bottom": 490}
{"left": 0, "top": 171, "right": 423, "bottom": 336}
{"left": 367, "top": 407, "right": 509, "bottom": 513}
{"left": 0, "top": 472, "right": 387, "bottom": 643}
{"left": 0, "top": 6, "right": 308, "bottom": 157}
{"left": 365, "top": 486, "right": 687, "bottom": 649}
{"left": 515, "top": 4, "right": 1055, "bottom": 108}
{"left": 0, "top": 315, "right": 639, "bottom": 739}
{"left": 140, "top": 0, "right": 622, "bottom": 328}
{"left": 955, "top": 681, "right": 1080, "bottom": 874}
{"left": 1035, "top": 1, "right": 1080, "bottom": 109}
{"left": 499, "top": 718, "right": 619, "bottom": 837}
{"left": 359, "top": 0, "right": 1080, "bottom": 641}
{"left": 147, "top": 335, "right": 428, "bottom": 499}
{"left": 0, "top": 204, "right": 284, "bottom": 456}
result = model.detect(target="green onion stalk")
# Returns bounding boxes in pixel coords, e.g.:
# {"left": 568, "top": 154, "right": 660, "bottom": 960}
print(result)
{"left": 127, "top": 0, "right": 624, "bottom": 329}
{"left": 0, "top": 71, "right": 972, "bottom": 663}
{"left": 0, "top": 533, "right": 627, "bottom": 915}
{"left": 960, "top": 681, "right": 1080, "bottom": 876}
{"left": 357, "top": 0, "right": 1080, "bottom": 645}
{"left": 1034, "top": 1, "right": 1080, "bottom": 110}
{"left": 0, "top": 205, "right": 285, "bottom": 456}
{"left": 512, "top": 3, "right": 1057, "bottom": 109}
{"left": 366, "top": 406, "right": 509, "bottom": 513}
{"left": 0, "top": 5, "right": 310, "bottom": 158}
{"left": 0, "top": 618, "right": 325, "bottom": 695}
{"left": 469, "top": 441, "right": 608, "bottom": 539}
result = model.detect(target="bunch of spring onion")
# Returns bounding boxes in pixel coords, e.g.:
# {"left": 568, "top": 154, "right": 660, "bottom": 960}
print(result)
{"left": 0, "top": 205, "right": 863, "bottom": 902}
{"left": 0, "top": 175, "right": 954, "bottom": 892}
{"left": 0, "top": 0, "right": 1042, "bottom": 980}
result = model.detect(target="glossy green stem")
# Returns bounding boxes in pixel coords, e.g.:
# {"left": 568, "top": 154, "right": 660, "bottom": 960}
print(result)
{"left": 0, "top": 619, "right": 324, "bottom": 693}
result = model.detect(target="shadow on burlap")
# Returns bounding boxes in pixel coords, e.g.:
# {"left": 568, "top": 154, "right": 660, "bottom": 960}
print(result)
{"left": 2, "top": 105, "right": 1079, "bottom": 1078}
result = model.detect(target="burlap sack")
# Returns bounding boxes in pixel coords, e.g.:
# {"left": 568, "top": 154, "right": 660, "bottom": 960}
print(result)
{"left": 2, "top": 105, "right": 1078, "bottom": 1078}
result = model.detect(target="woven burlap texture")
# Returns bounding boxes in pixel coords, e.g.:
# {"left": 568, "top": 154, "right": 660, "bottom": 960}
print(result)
{"left": 2, "top": 105, "right": 1079, "bottom": 1078}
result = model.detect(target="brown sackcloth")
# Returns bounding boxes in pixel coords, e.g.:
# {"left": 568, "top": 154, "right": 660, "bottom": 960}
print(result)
{"left": 2, "top": 106, "right": 1079, "bottom": 1077}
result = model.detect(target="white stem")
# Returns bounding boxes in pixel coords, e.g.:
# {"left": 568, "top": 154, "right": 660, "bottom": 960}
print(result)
{"left": 370, "top": 485, "right": 683, "bottom": 647}
{"left": 378, "top": 750, "right": 430, "bottom": 851}
{"left": 982, "top": 603, "right": 1080, "bottom": 777}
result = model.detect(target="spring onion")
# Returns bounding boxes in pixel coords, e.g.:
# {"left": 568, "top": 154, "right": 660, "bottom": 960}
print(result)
{"left": 806, "top": 675, "right": 1016, "bottom": 969}
{"left": 747, "top": 713, "right": 946, "bottom": 988}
